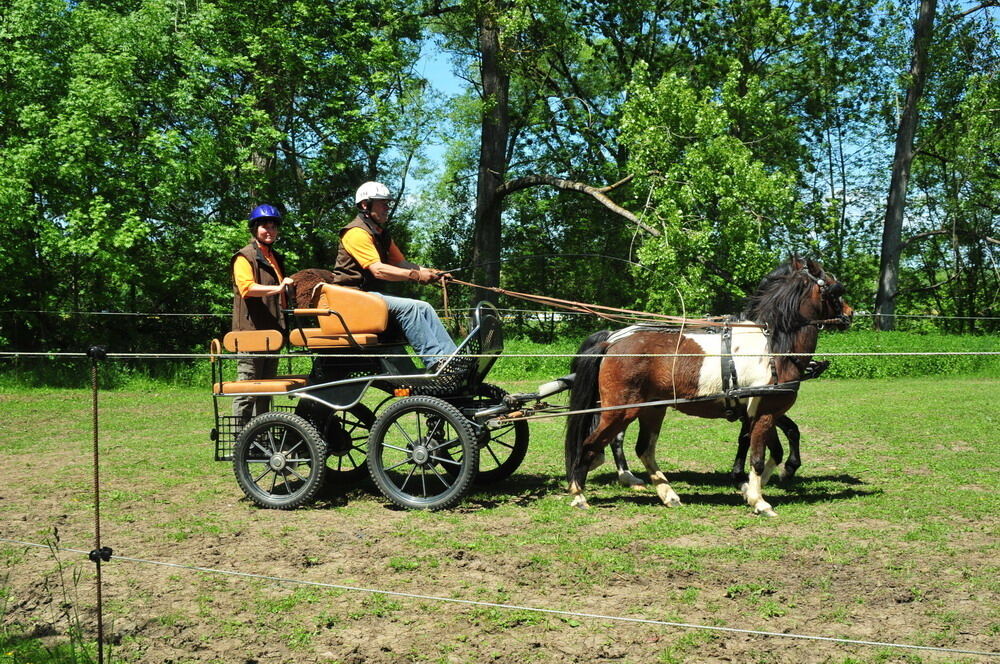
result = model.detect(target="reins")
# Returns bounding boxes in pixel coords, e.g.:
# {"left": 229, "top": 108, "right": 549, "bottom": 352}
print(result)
{"left": 442, "top": 276, "right": 848, "bottom": 329}
{"left": 444, "top": 277, "right": 746, "bottom": 328}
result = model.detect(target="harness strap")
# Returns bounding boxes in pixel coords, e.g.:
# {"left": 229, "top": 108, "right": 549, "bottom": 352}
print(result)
{"left": 719, "top": 319, "right": 744, "bottom": 422}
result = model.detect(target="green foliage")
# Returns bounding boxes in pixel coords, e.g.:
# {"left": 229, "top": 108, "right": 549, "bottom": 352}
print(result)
{"left": 1, "top": 0, "right": 422, "bottom": 353}
{"left": 621, "top": 63, "right": 800, "bottom": 314}
{"left": 817, "top": 330, "right": 1000, "bottom": 379}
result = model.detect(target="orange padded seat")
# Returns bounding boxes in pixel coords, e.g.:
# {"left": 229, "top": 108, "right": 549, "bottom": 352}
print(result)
{"left": 289, "top": 284, "right": 388, "bottom": 349}
{"left": 213, "top": 376, "right": 309, "bottom": 394}
{"left": 222, "top": 329, "right": 284, "bottom": 353}
{"left": 288, "top": 329, "right": 380, "bottom": 348}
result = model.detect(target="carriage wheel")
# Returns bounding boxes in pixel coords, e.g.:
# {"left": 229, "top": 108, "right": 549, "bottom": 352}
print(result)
{"left": 233, "top": 412, "right": 326, "bottom": 509}
{"left": 471, "top": 384, "right": 529, "bottom": 485}
{"left": 295, "top": 402, "right": 375, "bottom": 481}
{"left": 321, "top": 404, "right": 375, "bottom": 481}
{"left": 367, "top": 396, "right": 478, "bottom": 510}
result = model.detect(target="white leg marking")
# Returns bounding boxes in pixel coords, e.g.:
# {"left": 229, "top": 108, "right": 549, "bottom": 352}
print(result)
{"left": 760, "top": 457, "right": 778, "bottom": 487}
{"left": 617, "top": 469, "right": 646, "bottom": 490}
{"left": 568, "top": 481, "right": 589, "bottom": 509}
{"left": 650, "top": 471, "right": 682, "bottom": 507}
{"left": 742, "top": 469, "right": 776, "bottom": 517}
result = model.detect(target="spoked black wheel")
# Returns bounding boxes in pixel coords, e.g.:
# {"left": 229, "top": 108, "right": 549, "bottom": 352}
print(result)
{"left": 296, "top": 402, "right": 375, "bottom": 481}
{"left": 470, "top": 384, "right": 530, "bottom": 484}
{"left": 323, "top": 405, "right": 376, "bottom": 480}
{"left": 367, "top": 396, "right": 478, "bottom": 510}
{"left": 233, "top": 412, "right": 326, "bottom": 509}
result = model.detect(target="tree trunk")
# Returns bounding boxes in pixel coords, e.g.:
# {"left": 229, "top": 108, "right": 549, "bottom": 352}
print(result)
{"left": 471, "top": 2, "right": 509, "bottom": 298}
{"left": 874, "top": 0, "right": 937, "bottom": 330}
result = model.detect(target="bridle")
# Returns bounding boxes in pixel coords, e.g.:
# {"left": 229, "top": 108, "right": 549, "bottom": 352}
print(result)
{"left": 799, "top": 269, "right": 851, "bottom": 328}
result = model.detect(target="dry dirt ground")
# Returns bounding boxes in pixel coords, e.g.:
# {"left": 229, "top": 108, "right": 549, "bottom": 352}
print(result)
{"left": 1, "top": 385, "right": 997, "bottom": 663}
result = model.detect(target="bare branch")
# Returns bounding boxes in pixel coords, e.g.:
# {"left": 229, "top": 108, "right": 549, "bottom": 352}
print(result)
{"left": 901, "top": 229, "right": 951, "bottom": 250}
{"left": 902, "top": 229, "right": 1000, "bottom": 249}
{"left": 955, "top": 0, "right": 999, "bottom": 18}
{"left": 495, "top": 174, "right": 660, "bottom": 236}
{"left": 907, "top": 271, "right": 960, "bottom": 293}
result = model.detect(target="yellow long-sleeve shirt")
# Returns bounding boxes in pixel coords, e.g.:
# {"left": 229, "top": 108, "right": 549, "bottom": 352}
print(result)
{"left": 232, "top": 244, "right": 285, "bottom": 298}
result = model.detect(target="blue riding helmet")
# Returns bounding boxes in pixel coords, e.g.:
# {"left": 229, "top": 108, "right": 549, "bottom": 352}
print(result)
{"left": 247, "top": 204, "right": 282, "bottom": 229}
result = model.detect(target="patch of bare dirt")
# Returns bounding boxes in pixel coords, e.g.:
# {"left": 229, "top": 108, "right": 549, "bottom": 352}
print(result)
{"left": 2, "top": 407, "right": 997, "bottom": 664}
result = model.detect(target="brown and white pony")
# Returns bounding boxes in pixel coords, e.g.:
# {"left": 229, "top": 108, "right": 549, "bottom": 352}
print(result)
{"left": 574, "top": 332, "right": 815, "bottom": 490}
{"left": 564, "top": 257, "right": 852, "bottom": 516}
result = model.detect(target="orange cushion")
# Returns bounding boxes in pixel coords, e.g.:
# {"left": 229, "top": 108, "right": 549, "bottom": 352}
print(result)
{"left": 222, "top": 330, "right": 284, "bottom": 353}
{"left": 213, "top": 376, "right": 309, "bottom": 394}
{"left": 313, "top": 285, "right": 388, "bottom": 334}
{"left": 288, "top": 328, "right": 380, "bottom": 348}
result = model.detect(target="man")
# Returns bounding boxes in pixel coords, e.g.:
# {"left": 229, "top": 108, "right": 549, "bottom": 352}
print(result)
{"left": 332, "top": 181, "right": 459, "bottom": 372}
{"left": 231, "top": 204, "right": 294, "bottom": 421}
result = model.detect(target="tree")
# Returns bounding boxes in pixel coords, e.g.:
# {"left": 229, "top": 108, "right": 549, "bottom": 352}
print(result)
{"left": 0, "top": 0, "right": 422, "bottom": 352}
{"left": 874, "top": 0, "right": 938, "bottom": 330}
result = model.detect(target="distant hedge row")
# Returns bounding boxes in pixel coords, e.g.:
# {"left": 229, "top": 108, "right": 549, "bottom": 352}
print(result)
{"left": 491, "top": 330, "right": 1000, "bottom": 383}
{"left": 1, "top": 330, "right": 996, "bottom": 390}
{"left": 813, "top": 330, "right": 999, "bottom": 379}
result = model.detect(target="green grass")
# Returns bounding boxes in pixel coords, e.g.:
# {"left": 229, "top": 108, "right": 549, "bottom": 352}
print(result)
{"left": 1, "top": 374, "right": 997, "bottom": 662}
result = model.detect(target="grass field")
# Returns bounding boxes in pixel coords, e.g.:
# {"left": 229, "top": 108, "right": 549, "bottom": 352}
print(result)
{"left": 1, "top": 374, "right": 998, "bottom": 663}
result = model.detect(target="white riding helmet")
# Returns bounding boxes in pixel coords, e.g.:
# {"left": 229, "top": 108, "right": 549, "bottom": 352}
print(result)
{"left": 355, "top": 181, "right": 393, "bottom": 207}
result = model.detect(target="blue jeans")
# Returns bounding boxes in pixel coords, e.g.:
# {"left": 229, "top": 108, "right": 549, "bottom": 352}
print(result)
{"left": 373, "top": 293, "right": 457, "bottom": 368}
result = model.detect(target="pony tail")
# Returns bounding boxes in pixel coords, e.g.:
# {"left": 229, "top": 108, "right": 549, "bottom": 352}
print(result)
{"left": 570, "top": 330, "right": 611, "bottom": 373}
{"left": 565, "top": 340, "right": 609, "bottom": 479}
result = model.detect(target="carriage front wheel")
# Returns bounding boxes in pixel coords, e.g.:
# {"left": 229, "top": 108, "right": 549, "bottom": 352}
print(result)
{"left": 233, "top": 411, "right": 327, "bottom": 509}
{"left": 472, "top": 384, "right": 530, "bottom": 485}
{"left": 367, "top": 396, "right": 479, "bottom": 510}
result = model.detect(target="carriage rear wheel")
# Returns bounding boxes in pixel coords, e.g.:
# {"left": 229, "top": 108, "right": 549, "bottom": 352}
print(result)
{"left": 321, "top": 403, "right": 375, "bottom": 480}
{"left": 233, "top": 412, "right": 326, "bottom": 509}
{"left": 366, "top": 396, "right": 478, "bottom": 510}
{"left": 470, "top": 384, "right": 529, "bottom": 484}
{"left": 295, "top": 402, "right": 376, "bottom": 481}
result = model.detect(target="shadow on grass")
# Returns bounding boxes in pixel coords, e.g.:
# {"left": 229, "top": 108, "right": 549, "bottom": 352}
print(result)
{"left": 295, "top": 464, "right": 878, "bottom": 512}
{"left": 463, "top": 469, "right": 879, "bottom": 510}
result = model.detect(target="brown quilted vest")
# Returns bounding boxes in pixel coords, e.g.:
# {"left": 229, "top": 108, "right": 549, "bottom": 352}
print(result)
{"left": 332, "top": 214, "right": 394, "bottom": 291}
{"left": 230, "top": 241, "right": 287, "bottom": 332}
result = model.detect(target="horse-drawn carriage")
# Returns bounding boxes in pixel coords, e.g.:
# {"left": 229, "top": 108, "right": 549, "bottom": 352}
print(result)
{"left": 210, "top": 257, "right": 852, "bottom": 515}
{"left": 209, "top": 284, "right": 557, "bottom": 511}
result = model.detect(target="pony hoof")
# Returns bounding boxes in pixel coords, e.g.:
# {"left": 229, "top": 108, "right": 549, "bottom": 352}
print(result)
{"left": 570, "top": 496, "right": 590, "bottom": 510}
{"left": 618, "top": 473, "right": 646, "bottom": 490}
{"left": 666, "top": 498, "right": 682, "bottom": 507}
{"left": 755, "top": 507, "right": 778, "bottom": 517}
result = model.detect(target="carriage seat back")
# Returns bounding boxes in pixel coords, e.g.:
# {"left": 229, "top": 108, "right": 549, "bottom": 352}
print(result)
{"left": 288, "top": 284, "right": 388, "bottom": 349}
{"left": 222, "top": 329, "right": 284, "bottom": 353}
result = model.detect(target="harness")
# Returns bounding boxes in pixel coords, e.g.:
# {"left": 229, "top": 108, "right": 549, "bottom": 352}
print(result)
{"left": 719, "top": 319, "right": 745, "bottom": 421}
{"left": 604, "top": 319, "right": 809, "bottom": 422}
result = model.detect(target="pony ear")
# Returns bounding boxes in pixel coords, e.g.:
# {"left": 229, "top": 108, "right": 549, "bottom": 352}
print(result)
{"left": 789, "top": 255, "right": 806, "bottom": 271}
{"left": 805, "top": 258, "right": 823, "bottom": 277}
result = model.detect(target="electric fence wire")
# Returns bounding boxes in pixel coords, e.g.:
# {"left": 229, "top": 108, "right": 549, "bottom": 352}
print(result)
{"left": 1, "top": 537, "right": 997, "bottom": 658}
{"left": 2, "top": 350, "right": 999, "bottom": 360}
{"left": 3, "top": 308, "right": 1000, "bottom": 321}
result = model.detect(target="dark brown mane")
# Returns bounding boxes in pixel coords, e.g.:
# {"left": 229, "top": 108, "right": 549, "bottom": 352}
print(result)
{"left": 743, "top": 257, "right": 815, "bottom": 355}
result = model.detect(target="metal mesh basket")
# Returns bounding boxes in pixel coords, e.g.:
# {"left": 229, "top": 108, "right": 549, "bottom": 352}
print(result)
{"left": 212, "top": 404, "right": 295, "bottom": 461}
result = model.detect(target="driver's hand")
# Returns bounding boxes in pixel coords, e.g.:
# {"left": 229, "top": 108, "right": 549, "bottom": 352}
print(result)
{"left": 415, "top": 268, "right": 437, "bottom": 284}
